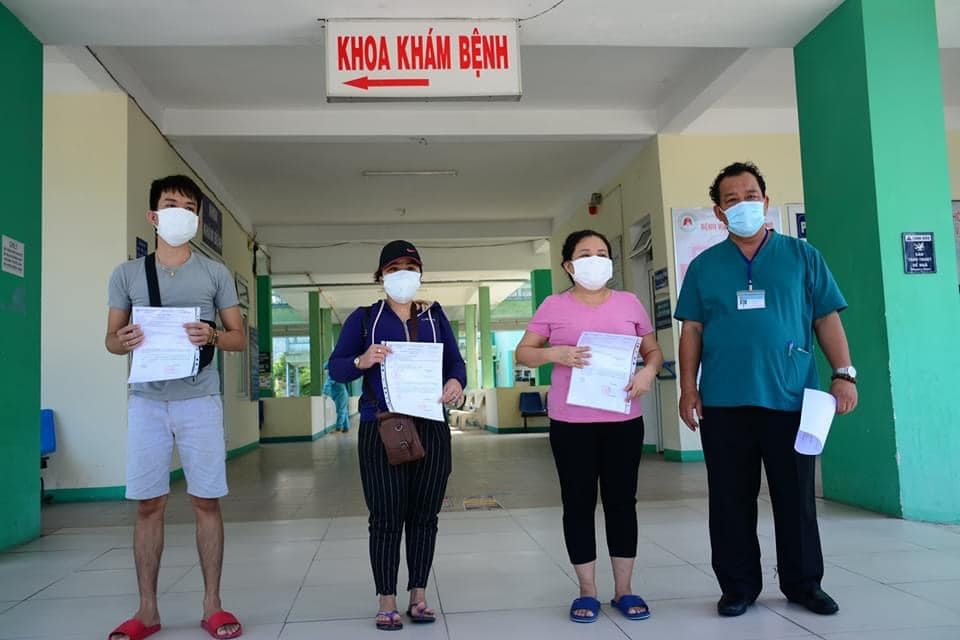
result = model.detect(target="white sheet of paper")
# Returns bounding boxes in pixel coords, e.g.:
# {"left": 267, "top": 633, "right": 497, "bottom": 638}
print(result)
{"left": 566, "top": 331, "right": 640, "bottom": 414}
{"left": 128, "top": 306, "right": 200, "bottom": 383}
{"left": 381, "top": 341, "right": 445, "bottom": 421}
{"left": 794, "top": 388, "right": 837, "bottom": 455}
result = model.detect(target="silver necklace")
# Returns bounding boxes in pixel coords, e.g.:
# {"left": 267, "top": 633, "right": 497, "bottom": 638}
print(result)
{"left": 156, "top": 258, "right": 180, "bottom": 278}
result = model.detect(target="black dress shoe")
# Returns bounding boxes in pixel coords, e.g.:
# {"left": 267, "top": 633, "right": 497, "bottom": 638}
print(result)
{"left": 786, "top": 588, "right": 839, "bottom": 615}
{"left": 717, "top": 593, "right": 755, "bottom": 617}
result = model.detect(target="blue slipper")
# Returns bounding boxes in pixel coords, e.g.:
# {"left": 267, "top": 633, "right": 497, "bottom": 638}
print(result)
{"left": 569, "top": 596, "right": 601, "bottom": 623}
{"left": 610, "top": 595, "right": 651, "bottom": 620}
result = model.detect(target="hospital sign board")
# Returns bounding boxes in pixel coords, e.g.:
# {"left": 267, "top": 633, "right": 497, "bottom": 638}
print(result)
{"left": 325, "top": 19, "right": 522, "bottom": 101}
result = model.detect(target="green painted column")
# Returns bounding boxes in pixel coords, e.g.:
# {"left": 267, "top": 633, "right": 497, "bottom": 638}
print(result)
{"left": 0, "top": 5, "right": 41, "bottom": 550}
{"left": 464, "top": 304, "right": 477, "bottom": 389}
{"left": 332, "top": 322, "right": 342, "bottom": 345}
{"left": 256, "top": 275, "right": 274, "bottom": 398}
{"left": 530, "top": 268, "right": 553, "bottom": 385}
{"left": 308, "top": 292, "right": 323, "bottom": 396}
{"left": 479, "top": 287, "right": 494, "bottom": 388}
{"left": 320, "top": 307, "right": 334, "bottom": 389}
{"left": 796, "top": 0, "right": 960, "bottom": 521}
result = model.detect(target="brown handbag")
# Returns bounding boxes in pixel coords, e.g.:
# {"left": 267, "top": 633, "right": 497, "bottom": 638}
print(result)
{"left": 376, "top": 411, "right": 426, "bottom": 465}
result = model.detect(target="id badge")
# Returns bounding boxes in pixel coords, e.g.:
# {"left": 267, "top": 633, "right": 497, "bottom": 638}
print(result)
{"left": 737, "top": 289, "right": 766, "bottom": 310}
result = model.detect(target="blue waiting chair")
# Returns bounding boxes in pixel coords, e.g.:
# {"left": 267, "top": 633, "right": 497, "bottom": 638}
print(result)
{"left": 40, "top": 409, "right": 56, "bottom": 504}
{"left": 519, "top": 392, "right": 548, "bottom": 430}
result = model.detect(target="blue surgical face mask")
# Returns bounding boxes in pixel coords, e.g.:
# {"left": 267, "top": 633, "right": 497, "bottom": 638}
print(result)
{"left": 723, "top": 200, "right": 766, "bottom": 238}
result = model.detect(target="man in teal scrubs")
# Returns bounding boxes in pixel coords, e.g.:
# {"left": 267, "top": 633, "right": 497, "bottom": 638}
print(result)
{"left": 675, "top": 162, "right": 858, "bottom": 618}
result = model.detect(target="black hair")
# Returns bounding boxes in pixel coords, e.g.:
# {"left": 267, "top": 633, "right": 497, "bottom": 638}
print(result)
{"left": 708, "top": 161, "right": 767, "bottom": 205}
{"left": 560, "top": 230, "right": 613, "bottom": 284}
{"left": 149, "top": 175, "right": 204, "bottom": 211}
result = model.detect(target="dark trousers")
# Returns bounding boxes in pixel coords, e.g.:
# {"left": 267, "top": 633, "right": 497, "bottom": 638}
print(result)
{"left": 699, "top": 406, "right": 824, "bottom": 599}
{"left": 358, "top": 418, "right": 452, "bottom": 595}
{"left": 549, "top": 417, "right": 645, "bottom": 565}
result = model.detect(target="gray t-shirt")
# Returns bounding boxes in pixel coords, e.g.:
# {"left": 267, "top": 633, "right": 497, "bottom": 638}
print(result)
{"left": 108, "top": 251, "right": 240, "bottom": 400}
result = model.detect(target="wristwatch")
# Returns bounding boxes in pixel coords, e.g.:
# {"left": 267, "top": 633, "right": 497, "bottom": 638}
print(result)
{"left": 831, "top": 366, "right": 857, "bottom": 384}
{"left": 353, "top": 356, "right": 362, "bottom": 369}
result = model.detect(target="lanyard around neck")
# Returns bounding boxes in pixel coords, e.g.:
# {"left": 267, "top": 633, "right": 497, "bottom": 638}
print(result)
{"left": 736, "top": 229, "right": 770, "bottom": 291}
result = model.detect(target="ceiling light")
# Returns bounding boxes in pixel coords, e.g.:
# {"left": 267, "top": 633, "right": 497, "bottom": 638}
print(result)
{"left": 362, "top": 170, "right": 458, "bottom": 177}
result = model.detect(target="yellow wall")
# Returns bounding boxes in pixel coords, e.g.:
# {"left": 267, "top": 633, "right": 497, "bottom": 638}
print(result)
{"left": 125, "top": 101, "right": 258, "bottom": 455}
{"left": 41, "top": 92, "right": 258, "bottom": 492}
{"left": 261, "top": 396, "right": 336, "bottom": 439}
{"left": 42, "top": 92, "right": 131, "bottom": 489}
{"left": 489, "top": 385, "right": 550, "bottom": 429}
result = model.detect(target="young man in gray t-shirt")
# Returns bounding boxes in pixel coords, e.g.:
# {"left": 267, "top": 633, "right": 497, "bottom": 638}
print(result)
{"left": 105, "top": 175, "right": 245, "bottom": 640}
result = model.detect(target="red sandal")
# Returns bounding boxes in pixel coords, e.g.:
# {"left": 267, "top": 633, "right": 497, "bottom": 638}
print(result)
{"left": 201, "top": 610, "right": 243, "bottom": 639}
{"left": 108, "top": 618, "right": 161, "bottom": 640}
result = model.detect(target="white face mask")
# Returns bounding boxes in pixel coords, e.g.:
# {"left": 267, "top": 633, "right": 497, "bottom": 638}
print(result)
{"left": 155, "top": 207, "right": 198, "bottom": 247}
{"left": 569, "top": 256, "right": 613, "bottom": 291}
{"left": 382, "top": 270, "right": 421, "bottom": 304}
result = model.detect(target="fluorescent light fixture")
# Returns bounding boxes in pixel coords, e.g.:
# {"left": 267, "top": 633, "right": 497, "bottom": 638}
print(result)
{"left": 362, "top": 169, "right": 458, "bottom": 177}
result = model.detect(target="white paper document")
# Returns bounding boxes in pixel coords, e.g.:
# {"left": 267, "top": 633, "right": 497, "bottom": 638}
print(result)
{"left": 128, "top": 306, "right": 200, "bottom": 383}
{"left": 566, "top": 331, "right": 641, "bottom": 414}
{"left": 794, "top": 388, "right": 837, "bottom": 455}
{"left": 381, "top": 341, "right": 445, "bottom": 421}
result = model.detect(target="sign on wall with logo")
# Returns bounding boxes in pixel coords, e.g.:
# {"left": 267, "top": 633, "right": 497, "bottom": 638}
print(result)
{"left": 325, "top": 19, "right": 521, "bottom": 101}
{"left": 786, "top": 203, "right": 806, "bottom": 241}
{"left": 201, "top": 197, "right": 223, "bottom": 255}
{"left": 672, "top": 206, "right": 782, "bottom": 293}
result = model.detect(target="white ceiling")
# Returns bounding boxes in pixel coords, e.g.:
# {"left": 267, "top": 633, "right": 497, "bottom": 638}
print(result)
{"left": 10, "top": 0, "right": 960, "bottom": 321}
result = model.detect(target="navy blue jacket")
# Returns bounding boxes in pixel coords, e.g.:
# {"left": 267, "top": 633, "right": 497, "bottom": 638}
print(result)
{"left": 329, "top": 300, "right": 467, "bottom": 422}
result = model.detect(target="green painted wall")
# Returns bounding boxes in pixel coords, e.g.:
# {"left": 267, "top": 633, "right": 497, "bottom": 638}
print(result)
{"left": 0, "top": 5, "right": 42, "bottom": 550}
{"left": 796, "top": 0, "right": 960, "bottom": 521}
{"left": 256, "top": 275, "right": 273, "bottom": 397}
{"left": 308, "top": 292, "right": 322, "bottom": 396}
{"left": 320, "top": 307, "right": 334, "bottom": 388}
{"left": 479, "top": 287, "right": 494, "bottom": 388}
{"left": 530, "top": 269, "right": 553, "bottom": 385}
{"left": 464, "top": 304, "right": 477, "bottom": 388}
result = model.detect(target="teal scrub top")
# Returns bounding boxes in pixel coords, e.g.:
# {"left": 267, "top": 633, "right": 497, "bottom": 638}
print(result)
{"left": 675, "top": 232, "right": 847, "bottom": 412}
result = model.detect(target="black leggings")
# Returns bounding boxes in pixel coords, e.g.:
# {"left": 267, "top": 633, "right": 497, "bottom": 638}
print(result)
{"left": 549, "top": 417, "right": 645, "bottom": 565}
{"left": 358, "top": 418, "right": 452, "bottom": 595}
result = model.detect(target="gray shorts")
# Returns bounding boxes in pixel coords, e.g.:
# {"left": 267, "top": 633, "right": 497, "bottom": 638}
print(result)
{"left": 125, "top": 394, "right": 228, "bottom": 500}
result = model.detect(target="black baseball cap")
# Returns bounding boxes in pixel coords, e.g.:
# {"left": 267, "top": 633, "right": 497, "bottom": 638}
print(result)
{"left": 379, "top": 240, "right": 422, "bottom": 270}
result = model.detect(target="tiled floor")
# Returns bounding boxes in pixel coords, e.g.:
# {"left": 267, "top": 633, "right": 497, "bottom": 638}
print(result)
{"left": 4, "top": 427, "right": 960, "bottom": 639}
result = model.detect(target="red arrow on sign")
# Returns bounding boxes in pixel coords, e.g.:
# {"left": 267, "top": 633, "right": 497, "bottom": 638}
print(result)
{"left": 344, "top": 76, "right": 431, "bottom": 90}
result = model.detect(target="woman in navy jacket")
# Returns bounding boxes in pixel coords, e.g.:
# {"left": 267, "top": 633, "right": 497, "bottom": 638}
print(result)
{"left": 329, "top": 240, "right": 466, "bottom": 631}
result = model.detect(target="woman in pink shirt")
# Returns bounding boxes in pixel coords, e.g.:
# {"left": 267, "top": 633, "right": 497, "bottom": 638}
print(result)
{"left": 516, "top": 230, "right": 663, "bottom": 624}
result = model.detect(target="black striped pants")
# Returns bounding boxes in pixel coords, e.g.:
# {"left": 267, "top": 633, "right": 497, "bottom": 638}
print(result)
{"left": 358, "top": 418, "right": 452, "bottom": 595}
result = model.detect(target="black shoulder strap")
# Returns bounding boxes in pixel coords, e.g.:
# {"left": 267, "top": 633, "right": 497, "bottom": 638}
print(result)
{"left": 144, "top": 253, "right": 162, "bottom": 307}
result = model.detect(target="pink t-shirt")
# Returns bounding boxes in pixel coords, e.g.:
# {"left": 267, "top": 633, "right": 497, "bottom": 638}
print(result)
{"left": 527, "top": 290, "right": 654, "bottom": 423}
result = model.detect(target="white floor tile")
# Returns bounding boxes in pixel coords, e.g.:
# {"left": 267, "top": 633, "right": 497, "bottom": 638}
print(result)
{"left": 30, "top": 566, "right": 191, "bottom": 599}
{"left": 167, "top": 560, "right": 309, "bottom": 593}
{"left": 280, "top": 617, "right": 449, "bottom": 639}
{"left": 434, "top": 569, "right": 575, "bottom": 613}
{"left": 0, "top": 570, "right": 66, "bottom": 601}
{"left": 156, "top": 589, "right": 299, "bottom": 627}
{"left": 611, "top": 597, "right": 813, "bottom": 640}
{"left": 434, "top": 531, "right": 540, "bottom": 555}
{"left": 821, "top": 627, "right": 960, "bottom": 640}
{"left": 890, "top": 580, "right": 960, "bottom": 613}
{"left": 287, "top": 582, "right": 439, "bottom": 622}
{"left": 80, "top": 544, "right": 199, "bottom": 570}
{"left": 763, "top": 583, "right": 960, "bottom": 635}
{"left": 445, "top": 607, "right": 640, "bottom": 640}
{"left": 828, "top": 549, "right": 960, "bottom": 583}
{"left": 0, "top": 594, "right": 139, "bottom": 639}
